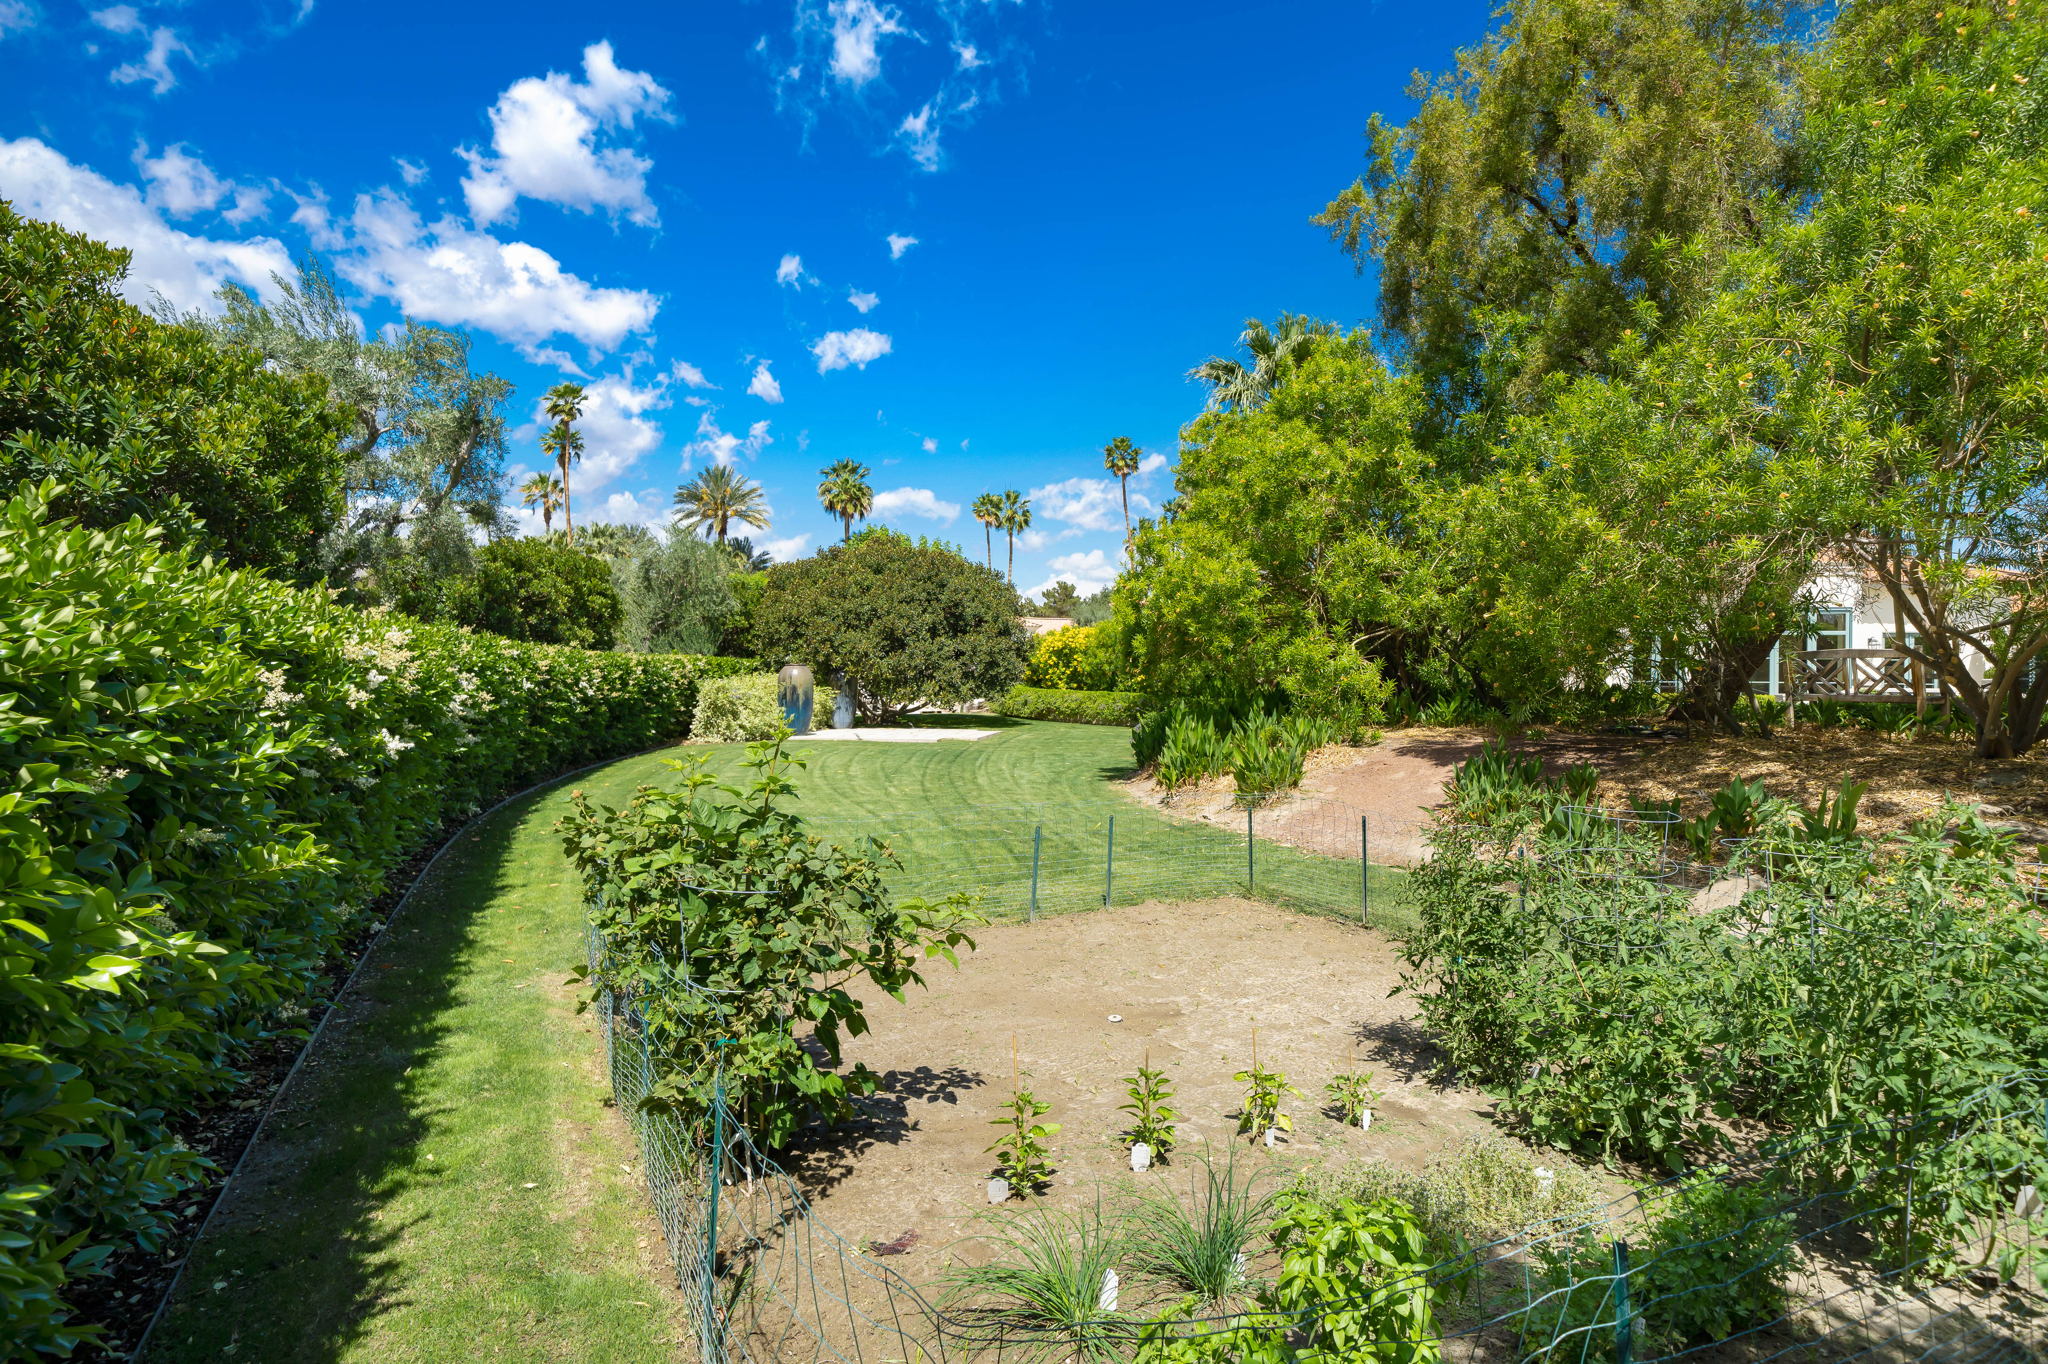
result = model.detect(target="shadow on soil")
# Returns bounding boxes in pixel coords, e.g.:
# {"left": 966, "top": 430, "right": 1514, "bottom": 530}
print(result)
{"left": 147, "top": 805, "right": 524, "bottom": 1363}
{"left": 781, "top": 1065, "right": 986, "bottom": 1197}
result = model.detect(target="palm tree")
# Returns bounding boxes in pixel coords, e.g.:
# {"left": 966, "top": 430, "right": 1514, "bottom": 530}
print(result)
{"left": 1102, "top": 436, "right": 1141, "bottom": 545}
{"left": 724, "top": 536, "right": 774, "bottom": 572}
{"left": 519, "top": 472, "right": 564, "bottom": 535}
{"left": 542, "top": 381, "right": 588, "bottom": 542}
{"left": 971, "top": 492, "right": 1004, "bottom": 571}
{"left": 817, "top": 459, "right": 874, "bottom": 542}
{"left": 1186, "top": 313, "right": 1336, "bottom": 412}
{"left": 577, "top": 521, "right": 657, "bottom": 561}
{"left": 998, "top": 489, "right": 1031, "bottom": 585}
{"left": 674, "top": 465, "right": 771, "bottom": 545}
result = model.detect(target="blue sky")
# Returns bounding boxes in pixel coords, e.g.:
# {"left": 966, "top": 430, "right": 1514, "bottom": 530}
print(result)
{"left": 1, "top": 0, "right": 1494, "bottom": 598}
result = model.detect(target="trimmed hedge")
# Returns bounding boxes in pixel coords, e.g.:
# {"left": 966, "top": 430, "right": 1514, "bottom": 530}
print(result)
{"left": 0, "top": 484, "right": 752, "bottom": 1352}
{"left": 690, "top": 673, "right": 839, "bottom": 742}
{"left": 993, "top": 685, "right": 1154, "bottom": 726}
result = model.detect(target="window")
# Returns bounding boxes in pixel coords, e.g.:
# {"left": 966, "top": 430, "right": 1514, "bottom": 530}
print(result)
{"left": 1811, "top": 608, "right": 1850, "bottom": 652}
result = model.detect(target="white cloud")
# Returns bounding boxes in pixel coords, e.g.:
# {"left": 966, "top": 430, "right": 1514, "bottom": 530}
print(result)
{"left": 1137, "top": 452, "right": 1168, "bottom": 475}
{"left": 896, "top": 103, "right": 939, "bottom": 171}
{"left": 811, "top": 327, "right": 892, "bottom": 373}
{"left": 1027, "top": 549, "right": 1122, "bottom": 599}
{"left": 1029, "top": 476, "right": 1152, "bottom": 533}
{"left": 337, "top": 190, "right": 658, "bottom": 358}
{"left": 764, "top": 533, "right": 811, "bottom": 562}
{"left": 954, "top": 42, "right": 983, "bottom": 69}
{"left": 672, "top": 360, "right": 714, "bottom": 389}
{"left": 681, "top": 410, "right": 773, "bottom": 468}
{"left": 920, "top": 436, "right": 937, "bottom": 453}
{"left": 847, "top": 287, "right": 878, "bottom": 313}
{"left": 460, "top": 41, "right": 671, "bottom": 228}
{"left": 827, "top": 0, "right": 906, "bottom": 86}
{"left": 0, "top": 138, "right": 292, "bottom": 313}
{"left": 91, "top": 8, "right": 193, "bottom": 95}
{"left": 886, "top": 231, "right": 917, "bottom": 259}
{"left": 133, "top": 142, "right": 232, "bottom": 217}
{"left": 0, "top": 2, "right": 34, "bottom": 38}
{"left": 132, "top": 142, "right": 272, "bottom": 226}
{"left": 775, "top": 252, "right": 806, "bottom": 287}
{"left": 747, "top": 362, "right": 784, "bottom": 404}
{"left": 872, "top": 486, "right": 959, "bottom": 522}
{"left": 395, "top": 157, "right": 429, "bottom": 186}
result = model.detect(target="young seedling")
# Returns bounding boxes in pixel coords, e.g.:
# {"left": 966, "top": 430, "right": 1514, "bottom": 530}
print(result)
{"left": 1118, "top": 1051, "right": 1178, "bottom": 1165}
{"left": 1233, "top": 1030, "right": 1301, "bottom": 1146}
{"left": 1324, "top": 1071, "right": 1384, "bottom": 1130}
{"left": 987, "top": 1036, "right": 1060, "bottom": 1196}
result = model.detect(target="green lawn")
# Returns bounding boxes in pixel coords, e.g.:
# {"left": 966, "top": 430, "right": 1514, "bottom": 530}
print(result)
{"left": 149, "top": 719, "right": 1406, "bottom": 1361}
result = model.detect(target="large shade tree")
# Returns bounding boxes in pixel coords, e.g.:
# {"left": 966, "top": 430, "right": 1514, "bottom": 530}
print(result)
{"left": 753, "top": 534, "right": 1030, "bottom": 721}
{"left": 1314, "top": 0, "right": 1816, "bottom": 438}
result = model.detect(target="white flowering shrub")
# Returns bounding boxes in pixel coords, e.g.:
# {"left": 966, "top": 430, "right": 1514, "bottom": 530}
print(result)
{"left": 691, "top": 674, "right": 840, "bottom": 742}
{"left": 0, "top": 484, "right": 756, "bottom": 1348}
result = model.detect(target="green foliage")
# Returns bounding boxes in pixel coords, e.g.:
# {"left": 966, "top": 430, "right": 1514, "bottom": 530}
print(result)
{"left": 1128, "top": 1150, "right": 1275, "bottom": 1309}
{"left": 1119, "top": 1061, "right": 1179, "bottom": 1157}
{"left": 994, "top": 686, "right": 1153, "bottom": 726}
{"left": 562, "top": 741, "right": 975, "bottom": 1147}
{"left": 1136, "top": 702, "right": 1339, "bottom": 794}
{"left": 614, "top": 531, "right": 736, "bottom": 654}
{"left": 752, "top": 534, "right": 1030, "bottom": 722}
{"left": 988, "top": 1083, "right": 1061, "bottom": 1193}
{"left": 941, "top": 1204, "right": 1130, "bottom": 1363}
{"left": 1324, "top": 1072, "right": 1383, "bottom": 1126}
{"left": 688, "top": 674, "right": 835, "bottom": 743}
{"left": 1137, "top": 1194, "right": 1439, "bottom": 1363}
{"left": 448, "top": 537, "right": 623, "bottom": 649}
{"left": 1024, "top": 625, "right": 1120, "bottom": 691}
{"left": 1404, "top": 752, "right": 2048, "bottom": 1207}
{"left": 0, "top": 483, "right": 736, "bottom": 1349}
{"left": 0, "top": 202, "right": 351, "bottom": 581}
{"left": 1234, "top": 1051, "right": 1301, "bottom": 1142}
{"left": 1524, "top": 1173, "right": 1794, "bottom": 1357}
{"left": 169, "top": 257, "right": 514, "bottom": 588}
{"left": 1313, "top": 0, "right": 1809, "bottom": 424}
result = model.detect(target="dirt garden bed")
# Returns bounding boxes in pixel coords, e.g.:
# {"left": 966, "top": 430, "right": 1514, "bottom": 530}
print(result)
{"left": 775, "top": 896, "right": 1521, "bottom": 1301}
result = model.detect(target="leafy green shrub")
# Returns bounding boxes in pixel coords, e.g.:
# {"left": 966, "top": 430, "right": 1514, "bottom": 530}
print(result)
{"left": 560, "top": 741, "right": 976, "bottom": 1147}
{"left": 752, "top": 535, "right": 1029, "bottom": 722}
{"left": 615, "top": 532, "right": 736, "bottom": 654}
{"left": 1137, "top": 1194, "right": 1438, "bottom": 1363}
{"left": 995, "top": 686, "right": 1153, "bottom": 725}
{"left": 1523, "top": 1173, "right": 1794, "bottom": 1358}
{"left": 0, "top": 203, "right": 350, "bottom": 582}
{"left": 0, "top": 483, "right": 750, "bottom": 1352}
{"left": 1024, "top": 625, "right": 1119, "bottom": 690}
{"left": 691, "top": 674, "right": 813, "bottom": 742}
{"left": 447, "top": 536, "right": 624, "bottom": 648}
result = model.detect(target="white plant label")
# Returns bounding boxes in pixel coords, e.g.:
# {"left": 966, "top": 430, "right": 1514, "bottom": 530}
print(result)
{"left": 1358, "top": 1108, "right": 1373, "bottom": 1132}
{"left": 1263, "top": 1127, "right": 1279, "bottom": 1149}
{"left": 1098, "top": 1268, "right": 1120, "bottom": 1313}
{"left": 1130, "top": 1142, "right": 1152, "bottom": 1172}
{"left": 986, "top": 1177, "right": 1010, "bottom": 1205}
{"left": 2018, "top": 1184, "right": 2043, "bottom": 1220}
{"left": 1534, "top": 1168, "right": 1556, "bottom": 1202}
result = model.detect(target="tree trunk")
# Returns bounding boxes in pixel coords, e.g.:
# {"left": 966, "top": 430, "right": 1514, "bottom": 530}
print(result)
{"left": 1120, "top": 478, "right": 1131, "bottom": 546}
{"left": 559, "top": 454, "right": 575, "bottom": 544}
{"left": 1666, "top": 633, "right": 1781, "bottom": 735}
{"left": 1007, "top": 533, "right": 1015, "bottom": 585}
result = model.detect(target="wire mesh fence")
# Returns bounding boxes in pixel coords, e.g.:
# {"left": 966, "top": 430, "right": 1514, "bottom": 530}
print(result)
{"left": 794, "top": 792, "right": 1418, "bottom": 929}
{"left": 584, "top": 798, "right": 2046, "bottom": 1362}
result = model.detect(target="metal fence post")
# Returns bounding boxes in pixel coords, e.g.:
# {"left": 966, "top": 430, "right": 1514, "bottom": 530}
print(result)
{"left": 1104, "top": 814, "right": 1115, "bottom": 909}
{"left": 1611, "top": 1239, "right": 1633, "bottom": 1364}
{"left": 1030, "top": 824, "right": 1042, "bottom": 922}
{"left": 1246, "top": 804, "right": 1255, "bottom": 892}
{"left": 1360, "top": 814, "right": 1370, "bottom": 926}
{"left": 704, "top": 1048, "right": 728, "bottom": 1363}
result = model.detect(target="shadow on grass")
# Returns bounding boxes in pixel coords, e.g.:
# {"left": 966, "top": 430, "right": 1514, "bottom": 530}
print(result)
{"left": 147, "top": 803, "right": 525, "bottom": 1362}
{"left": 898, "top": 713, "right": 1026, "bottom": 731}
